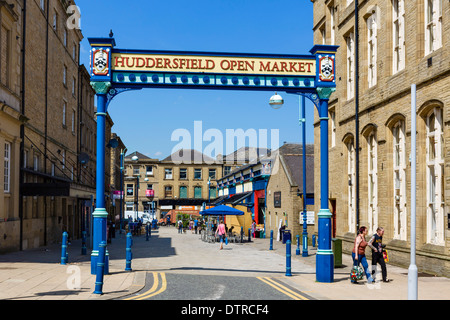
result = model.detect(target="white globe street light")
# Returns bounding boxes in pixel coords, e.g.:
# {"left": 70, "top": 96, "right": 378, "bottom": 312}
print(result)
{"left": 269, "top": 92, "right": 284, "bottom": 109}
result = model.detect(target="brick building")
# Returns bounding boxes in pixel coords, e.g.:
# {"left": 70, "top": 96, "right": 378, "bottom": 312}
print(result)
{"left": 312, "top": 0, "right": 449, "bottom": 275}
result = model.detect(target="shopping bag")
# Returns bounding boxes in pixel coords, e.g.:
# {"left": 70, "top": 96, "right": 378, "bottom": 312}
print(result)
{"left": 225, "top": 237, "right": 228, "bottom": 245}
{"left": 350, "top": 266, "right": 364, "bottom": 281}
{"left": 383, "top": 250, "right": 389, "bottom": 263}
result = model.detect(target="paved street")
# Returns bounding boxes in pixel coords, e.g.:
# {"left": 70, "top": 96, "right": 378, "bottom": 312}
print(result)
{"left": 0, "top": 225, "right": 449, "bottom": 303}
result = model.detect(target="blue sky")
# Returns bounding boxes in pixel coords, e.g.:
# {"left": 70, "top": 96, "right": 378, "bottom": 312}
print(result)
{"left": 76, "top": 0, "right": 317, "bottom": 159}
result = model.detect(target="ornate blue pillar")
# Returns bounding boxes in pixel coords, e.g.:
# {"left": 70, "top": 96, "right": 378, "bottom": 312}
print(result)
{"left": 315, "top": 87, "right": 335, "bottom": 283}
{"left": 90, "top": 81, "right": 111, "bottom": 274}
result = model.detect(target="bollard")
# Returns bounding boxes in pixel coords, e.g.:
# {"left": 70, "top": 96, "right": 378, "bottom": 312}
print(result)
{"left": 312, "top": 234, "right": 316, "bottom": 248}
{"left": 81, "top": 231, "right": 87, "bottom": 255}
{"left": 148, "top": 223, "right": 151, "bottom": 238}
{"left": 146, "top": 225, "right": 149, "bottom": 241}
{"left": 286, "top": 240, "right": 292, "bottom": 276}
{"left": 240, "top": 227, "right": 244, "bottom": 243}
{"left": 296, "top": 235, "right": 300, "bottom": 255}
{"left": 248, "top": 228, "right": 251, "bottom": 242}
{"left": 93, "top": 241, "right": 107, "bottom": 295}
{"left": 125, "top": 232, "right": 133, "bottom": 271}
{"left": 270, "top": 230, "right": 273, "bottom": 250}
{"left": 302, "top": 233, "right": 308, "bottom": 257}
{"left": 61, "top": 231, "right": 68, "bottom": 265}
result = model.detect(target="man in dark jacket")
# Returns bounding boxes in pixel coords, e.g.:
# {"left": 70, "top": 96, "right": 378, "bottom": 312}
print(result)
{"left": 368, "top": 227, "right": 390, "bottom": 282}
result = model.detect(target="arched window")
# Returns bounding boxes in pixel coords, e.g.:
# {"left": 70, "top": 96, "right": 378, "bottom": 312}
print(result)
{"left": 426, "top": 107, "right": 445, "bottom": 245}
{"left": 367, "top": 132, "right": 378, "bottom": 234}
{"left": 392, "top": 120, "right": 407, "bottom": 240}
{"left": 345, "top": 137, "right": 356, "bottom": 232}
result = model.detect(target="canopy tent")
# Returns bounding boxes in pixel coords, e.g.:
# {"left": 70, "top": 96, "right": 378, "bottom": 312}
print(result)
{"left": 200, "top": 205, "right": 244, "bottom": 216}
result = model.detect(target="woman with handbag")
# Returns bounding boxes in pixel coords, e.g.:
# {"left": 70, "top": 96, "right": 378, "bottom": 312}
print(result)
{"left": 351, "top": 226, "right": 375, "bottom": 284}
{"left": 215, "top": 219, "right": 226, "bottom": 250}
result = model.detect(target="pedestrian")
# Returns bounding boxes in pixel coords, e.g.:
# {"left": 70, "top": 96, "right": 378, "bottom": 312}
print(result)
{"left": 215, "top": 219, "right": 226, "bottom": 250}
{"left": 194, "top": 218, "right": 198, "bottom": 234}
{"left": 177, "top": 219, "right": 183, "bottom": 234}
{"left": 368, "top": 227, "right": 390, "bottom": 282}
{"left": 251, "top": 220, "right": 256, "bottom": 238}
{"left": 189, "top": 219, "right": 193, "bottom": 233}
{"left": 351, "top": 226, "right": 375, "bottom": 284}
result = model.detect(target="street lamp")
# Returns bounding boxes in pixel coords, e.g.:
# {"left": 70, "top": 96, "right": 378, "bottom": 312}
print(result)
{"left": 119, "top": 147, "right": 127, "bottom": 234}
{"left": 132, "top": 155, "right": 139, "bottom": 221}
{"left": 269, "top": 93, "right": 309, "bottom": 256}
{"left": 269, "top": 92, "right": 284, "bottom": 109}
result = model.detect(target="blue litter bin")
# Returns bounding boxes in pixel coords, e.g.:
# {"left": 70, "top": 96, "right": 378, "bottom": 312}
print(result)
{"left": 282, "top": 230, "right": 291, "bottom": 244}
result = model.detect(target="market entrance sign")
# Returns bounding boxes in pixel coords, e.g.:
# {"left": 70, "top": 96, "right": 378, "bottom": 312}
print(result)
{"left": 88, "top": 36, "right": 338, "bottom": 288}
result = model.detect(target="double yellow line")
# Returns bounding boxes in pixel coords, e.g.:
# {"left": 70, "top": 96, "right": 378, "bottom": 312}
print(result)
{"left": 257, "top": 277, "right": 309, "bottom": 300}
{"left": 124, "top": 272, "right": 167, "bottom": 300}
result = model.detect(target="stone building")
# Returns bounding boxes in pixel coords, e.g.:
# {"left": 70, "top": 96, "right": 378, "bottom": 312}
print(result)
{"left": 19, "top": 0, "right": 86, "bottom": 250}
{"left": 312, "top": 0, "right": 449, "bottom": 275}
{"left": 0, "top": 0, "right": 27, "bottom": 252}
{"left": 123, "top": 151, "right": 160, "bottom": 220}
{"left": 123, "top": 149, "right": 224, "bottom": 221}
{"left": 265, "top": 144, "right": 315, "bottom": 241}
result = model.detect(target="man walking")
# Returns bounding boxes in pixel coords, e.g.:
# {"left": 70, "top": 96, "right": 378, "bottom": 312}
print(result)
{"left": 368, "top": 227, "right": 390, "bottom": 282}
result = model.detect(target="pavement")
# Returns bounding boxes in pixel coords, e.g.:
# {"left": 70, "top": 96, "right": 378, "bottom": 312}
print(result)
{"left": 0, "top": 226, "right": 449, "bottom": 301}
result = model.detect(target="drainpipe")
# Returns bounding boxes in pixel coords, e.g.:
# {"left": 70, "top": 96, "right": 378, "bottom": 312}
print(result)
{"left": 355, "top": 0, "right": 360, "bottom": 233}
{"left": 19, "top": 0, "right": 27, "bottom": 251}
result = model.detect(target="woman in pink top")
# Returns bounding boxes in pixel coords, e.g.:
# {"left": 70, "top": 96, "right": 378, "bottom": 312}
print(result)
{"left": 215, "top": 219, "right": 226, "bottom": 250}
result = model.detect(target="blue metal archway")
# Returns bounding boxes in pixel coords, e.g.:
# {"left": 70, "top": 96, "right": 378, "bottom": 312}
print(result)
{"left": 88, "top": 36, "right": 338, "bottom": 292}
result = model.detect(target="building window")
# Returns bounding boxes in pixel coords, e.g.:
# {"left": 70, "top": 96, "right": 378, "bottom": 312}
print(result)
{"left": 367, "top": 132, "right": 378, "bottom": 234}
{"left": 329, "top": 4, "right": 336, "bottom": 45}
{"left": 209, "top": 169, "right": 216, "bottom": 180}
{"left": 346, "top": 32, "right": 355, "bottom": 100}
{"left": 194, "top": 168, "right": 202, "bottom": 180}
{"left": 4, "top": 142, "right": 11, "bottom": 193}
{"left": 126, "top": 184, "right": 133, "bottom": 196}
{"left": 146, "top": 166, "right": 153, "bottom": 176}
{"left": 274, "top": 191, "right": 281, "bottom": 208}
{"left": 367, "top": 11, "right": 377, "bottom": 88}
{"left": 132, "top": 166, "right": 140, "bottom": 176}
{"left": 63, "top": 28, "right": 67, "bottom": 47}
{"left": 40, "top": 0, "right": 45, "bottom": 11}
{"left": 393, "top": 0, "right": 405, "bottom": 73}
{"left": 179, "top": 186, "right": 187, "bottom": 199}
{"left": 165, "top": 186, "right": 173, "bottom": 198}
{"left": 224, "top": 166, "right": 232, "bottom": 176}
{"left": 62, "top": 150, "right": 66, "bottom": 170}
{"left": 194, "top": 186, "right": 202, "bottom": 199}
{"left": 1, "top": 25, "right": 11, "bottom": 88}
{"left": 53, "top": 11, "right": 58, "bottom": 31}
{"left": 62, "top": 101, "right": 67, "bottom": 126}
{"left": 51, "top": 162, "right": 55, "bottom": 176}
{"left": 72, "top": 43, "right": 77, "bottom": 60}
{"left": 209, "top": 187, "right": 217, "bottom": 199}
{"left": 63, "top": 65, "right": 67, "bottom": 86}
{"left": 347, "top": 140, "right": 356, "bottom": 232}
{"left": 320, "top": 24, "right": 326, "bottom": 45}
{"left": 330, "top": 110, "right": 336, "bottom": 148}
{"left": 72, "top": 77, "right": 76, "bottom": 95}
{"left": 33, "top": 155, "right": 39, "bottom": 171}
{"left": 165, "top": 168, "right": 172, "bottom": 179}
{"left": 426, "top": 108, "right": 444, "bottom": 245}
{"left": 392, "top": 121, "right": 407, "bottom": 240}
{"left": 425, "top": 0, "right": 442, "bottom": 55}
{"left": 179, "top": 168, "right": 187, "bottom": 179}
{"left": 71, "top": 110, "right": 75, "bottom": 133}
